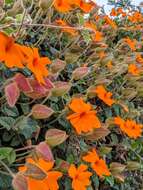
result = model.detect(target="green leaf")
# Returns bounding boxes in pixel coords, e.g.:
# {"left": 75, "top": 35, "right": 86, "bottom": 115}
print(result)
{"left": 1, "top": 104, "right": 19, "bottom": 117}
{"left": 0, "top": 174, "right": 12, "bottom": 189}
{"left": 15, "top": 116, "right": 38, "bottom": 139}
{"left": 5, "top": 0, "right": 14, "bottom": 4}
{"left": 0, "top": 117, "right": 15, "bottom": 130}
{"left": 81, "top": 30, "right": 91, "bottom": 44}
{"left": 20, "top": 103, "right": 30, "bottom": 115}
{"left": 105, "top": 176, "right": 115, "bottom": 187}
{"left": 0, "top": 147, "right": 16, "bottom": 163}
{"left": 77, "top": 13, "right": 84, "bottom": 25}
{"left": 7, "top": 149, "right": 16, "bottom": 164}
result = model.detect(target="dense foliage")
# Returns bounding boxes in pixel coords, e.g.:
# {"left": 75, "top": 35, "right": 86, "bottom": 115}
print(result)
{"left": 0, "top": 0, "right": 143, "bottom": 189}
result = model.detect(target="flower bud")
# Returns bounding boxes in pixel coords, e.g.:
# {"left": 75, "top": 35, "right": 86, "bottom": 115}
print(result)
{"left": 126, "top": 161, "right": 140, "bottom": 171}
{"left": 7, "top": 0, "right": 23, "bottom": 16}
{"left": 35, "top": 142, "right": 54, "bottom": 161}
{"left": 98, "top": 147, "right": 112, "bottom": 156}
{"left": 50, "top": 59, "right": 66, "bottom": 74}
{"left": 87, "top": 86, "right": 96, "bottom": 98}
{"left": 84, "top": 126, "right": 110, "bottom": 141}
{"left": 52, "top": 82, "right": 71, "bottom": 96}
{"left": 39, "top": 0, "right": 53, "bottom": 10}
{"left": 110, "top": 162, "right": 126, "bottom": 175}
{"left": 45, "top": 129, "right": 68, "bottom": 147}
{"left": 12, "top": 173, "right": 28, "bottom": 190}
{"left": 32, "top": 104, "right": 54, "bottom": 119}
{"left": 72, "top": 67, "right": 89, "bottom": 80}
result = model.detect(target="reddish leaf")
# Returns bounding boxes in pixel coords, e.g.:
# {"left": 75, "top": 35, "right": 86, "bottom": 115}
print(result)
{"left": 43, "top": 78, "right": 54, "bottom": 89}
{"left": 32, "top": 104, "right": 54, "bottom": 119}
{"left": 25, "top": 79, "right": 53, "bottom": 99}
{"left": 5, "top": 82, "right": 20, "bottom": 107}
{"left": 14, "top": 73, "right": 33, "bottom": 93}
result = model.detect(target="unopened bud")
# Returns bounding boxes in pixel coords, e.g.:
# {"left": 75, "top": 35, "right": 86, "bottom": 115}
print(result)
{"left": 45, "top": 129, "right": 68, "bottom": 147}
{"left": 51, "top": 59, "right": 66, "bottom": 74}
{"left": 39, "top": 0, "right": 53, "bottom": 10}
{"left": 72, "top": 67, "right": 89, "bottom": 80}
{"left": 12, "top": 173, "right": 28, "bottom": 190}
{"left": 126, "top": 161, "right": 140, "bottom": 171}
{"left": 52, "top": 82, "right": 71, "bottom": 96}
{"left": 35, "top": 142, "right": 54, "bottom": 161}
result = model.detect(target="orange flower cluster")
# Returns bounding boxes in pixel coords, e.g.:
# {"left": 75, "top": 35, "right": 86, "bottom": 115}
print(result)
{"left": 95, "top": 85, "right": 115, "bottom": 106}
{"left": 114, "top": 117, "right": 142, "bottom": 139}
{"left": 128, "top": 64, "right": 140, "bottom": 76}
{"left": 67, "top": 98, "right": 101, "bottom": 134}
{"left": 0, "top": 32, "right": 51, "bottom": 84}
{"left": 124, "top": 37, "right": 137, "bottom": 51}
{"left": 56, "top": 19, "right": 78, "bottom": 36}
{"left": 104, "top": 16, "right": 117, "bottom": 29}
{"left": 68, "top": 164, "right": 92, "bottom": 190}
{"left": 128, "top": 53, "right": 143, "bottom": 76}
{"left": 128, "top": 11, "right": 143, "bottom": 23}
{"left": 136, "top": 54, "right": 143, "bottom": 64}
{"left": 83, "top": 149, "right": 111, "bottom": 177}
{"left": 110, "top": 8, "right": 126, "bottom": 17}
{"left": 19, "top": 158, "right": 62, "bottom": 190}
{"left": 53, "top": 0, "right": 95, "bottom": 13}
{"left": 85, "top": 21, "right": 103, "bottom": 42}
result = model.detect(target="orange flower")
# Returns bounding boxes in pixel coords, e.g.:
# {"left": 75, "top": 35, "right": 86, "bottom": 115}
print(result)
{"left": 79, "top": 0, "right": 95, "bottom": 13}
{"left": 107, "top": 60, "right": 113, "bottom": 69}
{"left": 67, "top": 98, "right": 101, "bottom": 134}
{"left": 114, "top": 117, "right": 142, "bottom": 139}
{"left": 56, "top": 19, "right": 78, "bottom": 36}
{"left": 54, "top": 0, "right": 72, "bottom": 13}
{"left": 128, "top": 64, "right": 140, "bottom": 76}
{"left": 136, "top": 54, "right": 143, "bottom": 64}
{"left": 92, "top": 31, "right": 103, "bottom": 42}
{"left": 95, "top": 85, "right": 115, "bottom": 106}
{"left": 128, "top": 11, "right": 143, "bottom": 23}
{"left": 110, "top": 8, "right": 117, "bottom": 17}
{"left": 85, "top": 21, "right": 97, "bottom": 33}
{"left": 98, "top": 51, "right": 106, "bottom": 59}
{"left": 83, "top": 149, "right": 111, "bottom": 177}
{"left": 104, "top": 16, "right": 117, "bottom": 29}
{"left": 68, "top": 164, "right": 92, "bottom": 190}
{"left": 26, "top": 48, "right": 51, "bottom": 84}
{"left": 124, "top": 37, "right": 137, "bottom": 51}
{"left": 85, "top": 21, "right": 103, "bottom": 42}
{"left": 19, "top": 158, "right": 62, "bottom": 190}
{"left": 0, "top": 32, "right": 27, "bottom": 68}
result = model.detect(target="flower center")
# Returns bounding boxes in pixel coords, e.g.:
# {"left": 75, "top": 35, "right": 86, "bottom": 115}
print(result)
{"left": 80, "top": 112, "right": 86, "bottom": 117}
{"left": 33, "top": 57, "right": 38, "bottom": 66}
{"left": 5, "top": 38, "right": 14, "bottom": 51}
{"left": 57, "top": 0, "right": 62, "bottom": 6}
{"left": 131, "top": 125, "right": 135, "bottom": 130}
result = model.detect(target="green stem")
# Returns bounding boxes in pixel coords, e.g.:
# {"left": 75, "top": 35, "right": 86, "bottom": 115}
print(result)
{"left": 0, "top": 160, "right": 15, "bottom": 178}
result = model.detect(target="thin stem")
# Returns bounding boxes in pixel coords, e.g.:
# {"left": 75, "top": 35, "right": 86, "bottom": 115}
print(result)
{"left": 0, "top": 160, "right": 15, "bottom": 178}
{"left": 15, "top": 145, "right": 35, "bottom": 152}
{"left": 1, "top": 23, "right": 94, "bottom": 32}
{"left": 0, "top": 170, "right": 11, "bottom": 176}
